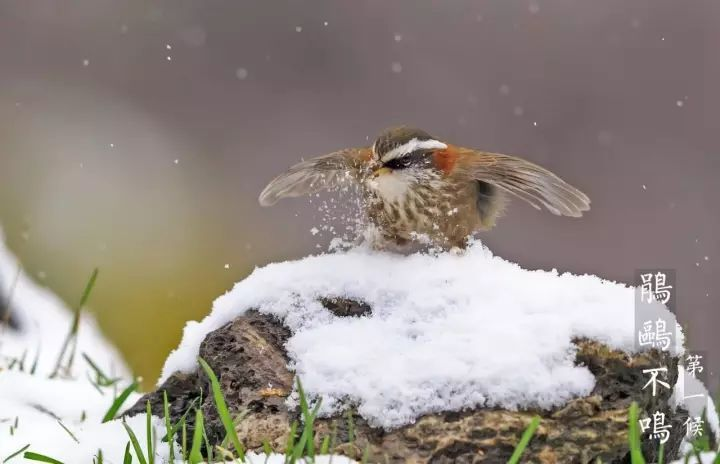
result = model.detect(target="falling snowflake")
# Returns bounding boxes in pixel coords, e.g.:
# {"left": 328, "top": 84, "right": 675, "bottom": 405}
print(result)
{"left": 391, "top": 62, "right": 403, "bottom": 73}
{"left": 235, "top": 68, "right": 249, "bottom": 80}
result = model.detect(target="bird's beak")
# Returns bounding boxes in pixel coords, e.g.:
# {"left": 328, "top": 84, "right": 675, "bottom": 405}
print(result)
{"left": 372, "top": 167, "right": 392, "bottom": 178}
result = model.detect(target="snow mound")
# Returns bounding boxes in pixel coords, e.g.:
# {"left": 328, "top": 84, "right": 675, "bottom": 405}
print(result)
{"left": 0, "top": 228, "right": 128, "bottom": 377}
{"left": 161, "top": 242, "right": 679, "bottom": 429}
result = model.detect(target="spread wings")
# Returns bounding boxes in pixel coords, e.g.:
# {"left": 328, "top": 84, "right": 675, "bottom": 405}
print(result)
{"left": 258, "top": 147, "right": 371, "bottom": 206}
{"left": 455, "top": 147, "right": 591, "bottom": 217}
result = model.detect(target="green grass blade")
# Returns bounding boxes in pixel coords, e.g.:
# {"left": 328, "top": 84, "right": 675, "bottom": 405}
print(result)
{"left": 162, "top": 391, "right": 175, "bottom": 462}
{"left": 320, "top": 435, "right": 330, "bottom": 455}
{"left": 285, "top": 421, "right": 298, "bottom": 463}
{"left": 188, "top": 408, "right": 204, "bottom": 464}
{"left": 202, "top": 424, "right": 214, "bottom": 463}
{"left": 56, "top": 420, "right": 79, "bottom": 443}
{"left": 361, "top": 444, "right": 371, "bottom": 464}
{"left": 296, "top": 377, "right": 314, "bottom": 457}
{"left": 23, "top": 451, "right": 65, "bottom": 464}
{"left": 102, "top": 378, "right": 139, "bottom": 422}
{"left": 123, "top": 442, "right": 132, "bottom": 464}
{"left": 181, "top": 418, "right": 188, "bottom": 461}
{"left": 122, "top": 419, "right": 148, "bottom": 464}
{"left": 197, "top": 356, "right": 245, "bottom": 459}
{"left": 146, "top": 401, "right": 154, "bottom": 464}
{"left": 51, "top": 268, "right": 99, "bottom": 377}
{"left": 83, "top": 352, "right": 119, "bottom": 386}
{"left": 507, "top": 415, "right": 541, "bottom": 464}
{"left": 346, "top": 410, "right": 355, "bottom": 443}
{"left": 162, "top": 397, "right": 199, "bottom": 442}
{"left": 628, "top": 402, "right": 646, "bottom": 464}
{"left": 3, "top": 444, "right": 30, "bottom": 462}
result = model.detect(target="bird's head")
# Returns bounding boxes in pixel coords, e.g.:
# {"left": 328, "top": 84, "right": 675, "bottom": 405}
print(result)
{"left": 367, "top": 127, "right": 449, "bottom": 201}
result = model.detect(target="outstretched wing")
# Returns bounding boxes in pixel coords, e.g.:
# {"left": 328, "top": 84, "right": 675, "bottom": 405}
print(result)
{"left": 258, "top": 147, "right": 372, "bottom": 206}
{"left": 455, "top": 146, "right": 590, "bottom": 217}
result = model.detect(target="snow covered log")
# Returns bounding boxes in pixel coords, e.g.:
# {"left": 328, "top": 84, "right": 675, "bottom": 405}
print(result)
{"left": 128, "top": 309, "right": 686, "bottom": 462}
{"left": 126, "top": 244, "right": 702, "bottom": 463}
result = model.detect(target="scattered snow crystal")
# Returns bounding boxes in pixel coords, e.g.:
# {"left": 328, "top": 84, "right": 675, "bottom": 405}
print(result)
{"left": 236, "top": 67, "right": 249, "bottom": 80}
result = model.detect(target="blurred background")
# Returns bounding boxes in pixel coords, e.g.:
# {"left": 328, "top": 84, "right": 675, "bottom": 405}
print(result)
{"left": 0, "top": 0, "right": 718, "bottom": 390}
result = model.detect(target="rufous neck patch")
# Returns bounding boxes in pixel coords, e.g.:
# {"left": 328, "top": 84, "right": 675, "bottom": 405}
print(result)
{"left": 432, "top": 145, "right": 459, "bottom": 174}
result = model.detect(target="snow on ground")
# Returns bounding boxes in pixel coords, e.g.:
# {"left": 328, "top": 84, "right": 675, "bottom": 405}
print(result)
{"left": 161, "top": 241, "right": 685, "bottom": 429}
{"left": 244, "top": 454, "right": 356, "bottom": 464}
{"left": 671, "top": 451, "right": 718, "bottom": 464}
{"left": 0, "top": 228, "right": 128, "bottom": 377}
{"left": 0, "top": 228, "right": 149, "bottom": 460}
{"left": 0, "top": 370, "right": 161, "bottom": 462}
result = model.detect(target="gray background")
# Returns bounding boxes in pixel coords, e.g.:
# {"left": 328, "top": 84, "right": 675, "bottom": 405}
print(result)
{"left": 0, "top": 0, "right": 717, "bottom": 388}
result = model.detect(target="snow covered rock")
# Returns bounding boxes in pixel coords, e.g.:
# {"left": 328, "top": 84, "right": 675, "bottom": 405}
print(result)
{"left": 128, "top": 243, "right": 702, "bottom": 462}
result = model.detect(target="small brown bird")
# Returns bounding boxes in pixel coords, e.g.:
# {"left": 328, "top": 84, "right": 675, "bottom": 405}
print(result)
{"left": 259, "top": 126, "right": 590, "bottom": 250}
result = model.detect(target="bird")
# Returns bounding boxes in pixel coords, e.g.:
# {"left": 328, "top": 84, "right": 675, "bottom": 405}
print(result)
{"left": 259, "top": 126, "right": 590, "bottom": 251}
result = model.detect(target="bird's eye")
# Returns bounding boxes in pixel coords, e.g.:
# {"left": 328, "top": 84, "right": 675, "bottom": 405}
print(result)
{"left": 385, "top": 157, "right": 412, "bottom": 170}
{"left": 384, "top": 150, "right": 431, "bottom": 170}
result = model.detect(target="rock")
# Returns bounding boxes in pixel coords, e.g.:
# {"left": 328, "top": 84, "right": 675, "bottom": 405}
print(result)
{"left": 127, "top": 303, "right": 690, "bottom": 463}
{"left": 0, "top": 287, "right": 20, "bottom": 330}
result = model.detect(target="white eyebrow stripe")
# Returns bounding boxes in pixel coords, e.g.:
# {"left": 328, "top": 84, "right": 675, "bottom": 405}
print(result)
{"left": 380, "top": 138, "right": 447, "bottom": 163}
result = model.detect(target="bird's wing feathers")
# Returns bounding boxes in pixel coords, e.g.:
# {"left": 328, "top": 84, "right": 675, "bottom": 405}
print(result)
{"left": 258, "top": 147, "right": 371, "bottom": 206}
{"left": 455, "top": 146, "right": 591, "bottom": 217}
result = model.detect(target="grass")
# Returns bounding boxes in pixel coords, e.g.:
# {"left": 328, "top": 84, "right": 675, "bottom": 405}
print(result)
{"left": 507, "top": 415, "right": 540, "bottom": 464}
{"left": 102, "top": 378, "right": 140, "bottom": 423}
{"left": 5, "top": 270, "right": 720, "bottom": 463}
{"left": 50, "top": 268, "right": 99, "bottom": 378}
{"left": 13, "top": 358, "right": 720, "bottom": 464}
{"left": 628, "top": 402, "right": 646, "bottom": 464}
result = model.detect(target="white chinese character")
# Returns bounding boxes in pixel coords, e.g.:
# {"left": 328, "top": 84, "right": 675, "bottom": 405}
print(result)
{"left": 639, "top": 417, "right": 652, "bottom": 433}
{"left": 683, "top": 416, "right": 704, "bottom": 438}
{"left": 654, "top": 318, "right": 672, "bottom": 351}
{"left": 653, "top": 272, "right": 673, "bottom": 304}
{"left": 650, "top": 411, "right": 672, "bottom": 444}
{"left": 639, "top": 272, "right": 673, "bottom": 304}
{"left": 638, "top": 320, "right": 655, "bottom": 347}
{"left": 640, "top": 273, "right": 655, "bottom": 303}
{"left": 686, "top": 354, "right": 704, "bottom": 377}
{"left": 643, "top": 367, "right": 671, "bottom": 397}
